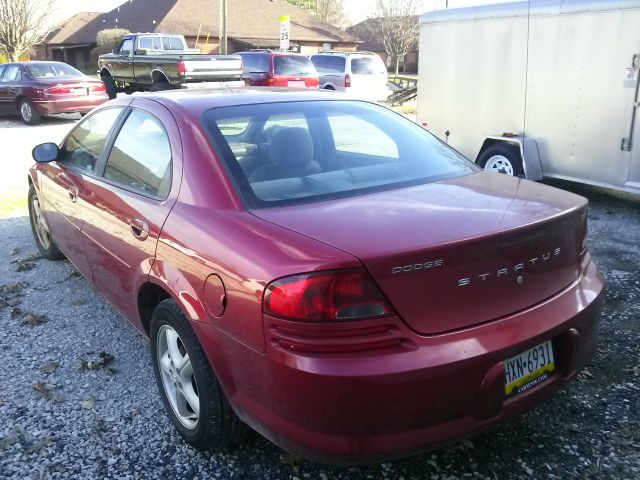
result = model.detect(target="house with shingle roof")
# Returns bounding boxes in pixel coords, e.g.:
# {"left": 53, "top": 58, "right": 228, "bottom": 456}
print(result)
{"left": 42, "top": 0, "right": 359, "bottom": 71}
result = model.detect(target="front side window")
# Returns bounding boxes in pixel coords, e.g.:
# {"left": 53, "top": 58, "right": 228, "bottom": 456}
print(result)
{"left": 203, "top": 101, "right": 476, "bottom": 207}
{"left": 120, "top": 39, "right": 133, "bottom": 55}
{"left": 0, "top": 65, "right": 6, "bottom": 80}
{"left": 104, "top": 109, "right": 172, "bottom": 198}
{"left": 60, "top": 107, "right": 123, "bottom": 173}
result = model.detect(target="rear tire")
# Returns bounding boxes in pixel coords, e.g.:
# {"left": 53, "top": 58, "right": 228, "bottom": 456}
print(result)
{"left": 150, "top": 81, "right": 172, "bottom": 92}
{"left": 477, "top": 143, "right": 524, "bottom": 177}
{"left": 150, "top": 299, "right": 246, "bottom": 450}
{"left": 28, "top": 185, "right": 64, "bottom": 260}
{"left": 19, "top": 99, "right": 42, "bottom": 125}
{"left": 101, "top": 75, "right": 117, "bottom": 99}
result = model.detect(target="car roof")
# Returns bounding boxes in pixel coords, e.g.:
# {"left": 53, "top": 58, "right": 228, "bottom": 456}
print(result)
{"left": 135, "top": 87, "right": 364, "bottom": 117}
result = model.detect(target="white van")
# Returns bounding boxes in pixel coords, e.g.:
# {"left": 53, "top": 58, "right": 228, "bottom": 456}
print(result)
{"left": 310, "top": 51, "right": 389, "bottom": 101}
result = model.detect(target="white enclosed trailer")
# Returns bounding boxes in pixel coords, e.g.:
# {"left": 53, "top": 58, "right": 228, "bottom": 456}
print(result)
{"left": 417, "top": 0, "right": 640, "bottom": 193}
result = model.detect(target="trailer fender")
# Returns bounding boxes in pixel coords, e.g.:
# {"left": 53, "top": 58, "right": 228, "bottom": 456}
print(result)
{"left": 476, "top": 136, "right": 543, "bottom": 181}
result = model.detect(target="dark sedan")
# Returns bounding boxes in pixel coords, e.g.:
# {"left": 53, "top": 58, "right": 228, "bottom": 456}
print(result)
{"left": 0, "top": 61, "right": 108, "bottom": 125}
{"left": 28, "top": 89, "right": 603, "bottom": 464}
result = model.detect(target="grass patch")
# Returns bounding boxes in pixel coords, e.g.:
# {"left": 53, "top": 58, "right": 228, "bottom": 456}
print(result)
{"left": 0, "top": 191, "right": 27, "bottom": 219}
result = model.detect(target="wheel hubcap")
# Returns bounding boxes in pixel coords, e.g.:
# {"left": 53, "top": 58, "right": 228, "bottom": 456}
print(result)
{"left": 31, "top": 196, "right": 51, "bottom": 249}
{"left": 484, "top": 155, "right": 514, "bottom": 176}
{"left": 157, "top": 325, "right": 200, "bottom": 429}
{"left": 21, "top": 103, "right": 32, "bottom": 121}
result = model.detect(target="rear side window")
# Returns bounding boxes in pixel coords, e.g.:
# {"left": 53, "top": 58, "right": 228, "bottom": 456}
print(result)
{"left": 310, "top": 55, "right": 345, "bottom": 74}
{"left": 2, "top": 65, "right": 21, "bottom": 82}
{"left": 138, "top": 36, "right": 162, "bottom": 50}
{"left": 60, "top": 107, "right": 123, "bottom": 173}
{"left": 161, "top": 36, "right": 184, "bottom": 51}
{"left": 104, "top": 109, "right": 172, "bottom": 198}
{"left": 274, "top": 56, "right": 316, "bottom": 76}
{"left": 351, "top": 57, "right": 386, "bottom": 75}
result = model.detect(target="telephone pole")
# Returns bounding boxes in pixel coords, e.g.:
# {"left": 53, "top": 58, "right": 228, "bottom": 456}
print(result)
{"left": 219, "top": 0, "right": 228, "bottom": 54}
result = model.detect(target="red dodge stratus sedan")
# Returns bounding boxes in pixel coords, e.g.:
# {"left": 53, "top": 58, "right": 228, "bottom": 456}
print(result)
{"left": 28, "top": 88, "right": 603, "bottom": 464}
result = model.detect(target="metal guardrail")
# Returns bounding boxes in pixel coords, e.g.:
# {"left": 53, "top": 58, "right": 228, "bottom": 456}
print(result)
{"left": 386, "top": 75, "right": 418, "bottom": 105}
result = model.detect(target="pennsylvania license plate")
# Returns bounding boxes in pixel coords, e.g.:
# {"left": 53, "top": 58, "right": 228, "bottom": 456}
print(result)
{"left": 504, "top": 340, "right": 555, "bottom": 397}
{"left": 287, "top": 81, "right": 306, "bottom": 88}
{"left": 72, "top": 88, "right": 86, "bottom": 95}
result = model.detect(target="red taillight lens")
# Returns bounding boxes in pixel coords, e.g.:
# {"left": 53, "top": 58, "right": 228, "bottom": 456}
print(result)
{"left": 344, "top": 73, "right": 351, "bottom": 88}
{"left": 178, "top": 60, "right": 186, "bottom": 75}
{"left": 90, "top": 84, "right": 106, "bottom": 93}
{"left": 264, "top": 270, "right": 393, "bottom": 322}
{"left": 45, "top": 86, "right": 73, "bottom": 95}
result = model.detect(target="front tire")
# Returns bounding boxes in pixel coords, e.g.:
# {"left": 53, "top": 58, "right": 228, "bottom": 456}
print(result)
{"left": 477, "top": 143, "right": 524, "bottom": 177}
{"left": 19, "top": 99, "right": 42, "bottom": 125}
{"left": 28, "top": 185, "right": 64, "bottom": 260}
{"left": 150, "top": 299, "right": 245, "bottom": 450}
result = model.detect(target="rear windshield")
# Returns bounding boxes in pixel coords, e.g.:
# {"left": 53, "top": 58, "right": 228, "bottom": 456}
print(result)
{"left": 203, "top": 101, "right": 476, "bottom": 208}
{"left": 273, "top": 56, "right": 316, "bottom": 76}
{"left": 351, "top": 57, "right": 386, "bottom": 75}
{"left": 310, "top": 55, "right": 346, "bottom": 74}
{"left": 26, "top": 63, "right": 83, "bottom": 79}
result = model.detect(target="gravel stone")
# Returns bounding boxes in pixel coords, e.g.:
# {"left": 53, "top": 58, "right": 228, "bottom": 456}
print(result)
{"left": 0, "top": 159, "right": 638, "bottom": 478}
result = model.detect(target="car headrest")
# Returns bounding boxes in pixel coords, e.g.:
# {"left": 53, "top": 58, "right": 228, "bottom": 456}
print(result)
{"left": 270, "top": 127, "right": 314, "bottom": 167}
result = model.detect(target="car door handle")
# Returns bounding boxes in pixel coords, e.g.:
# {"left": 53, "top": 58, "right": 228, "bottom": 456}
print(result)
{"left": 130, "top": 218, "right": 149, "bottom": 241}
{"left": 68, "top": 187, "right": 78, "bottom": 202}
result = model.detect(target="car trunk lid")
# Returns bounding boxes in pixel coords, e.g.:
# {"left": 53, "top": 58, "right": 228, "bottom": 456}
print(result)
{"left": 251, "top": 172, "right": 587, "bottom": 334}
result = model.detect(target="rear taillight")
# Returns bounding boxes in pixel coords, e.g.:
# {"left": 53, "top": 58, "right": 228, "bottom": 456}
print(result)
{"left": 90, "top": 84, "right": 106, "bottom": 93}
{"left": 178, "top": 60, "right": 186, "bottom": 76}
{"left": 264, "top": 270, "right": 393, "bottom": 322}
{"left": 45, "top": 86, "right": 72, "bottom": 95}
{"left": 344, "top": 73, "right": 351, "bottom": 88}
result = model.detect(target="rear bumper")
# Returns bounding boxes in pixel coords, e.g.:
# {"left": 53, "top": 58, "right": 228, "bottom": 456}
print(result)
{"left": 180, "top": 80, "right": 245, "bottom": 89}
{"left": 202, "top": 254, "right": 603, "bottom": 464}
{"left": 33, "top": 95, "right": 108, "bottom": 115}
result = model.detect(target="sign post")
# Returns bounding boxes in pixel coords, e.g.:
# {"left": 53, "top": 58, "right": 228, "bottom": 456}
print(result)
{"left": 279, "top": 15, "right": 290, "bottom": 52}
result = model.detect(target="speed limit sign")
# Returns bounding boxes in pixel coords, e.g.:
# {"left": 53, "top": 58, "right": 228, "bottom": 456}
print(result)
{"left": 280, "top": 15, "right": 290, "bottom": 52}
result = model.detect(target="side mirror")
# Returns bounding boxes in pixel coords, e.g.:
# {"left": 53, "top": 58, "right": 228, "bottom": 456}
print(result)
{"left": 32, "top": 143, "right": 59, "bottom": 163}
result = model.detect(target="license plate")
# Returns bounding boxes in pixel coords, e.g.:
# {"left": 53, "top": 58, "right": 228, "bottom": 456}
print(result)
{"left": 72, "top": 88, "right": 86, "bottom": 95}
{"left": 287, "top": 81, "right": 306, "bottom": 88}
{"left": 504, "top": 340, "right": 555, "bottom": 397}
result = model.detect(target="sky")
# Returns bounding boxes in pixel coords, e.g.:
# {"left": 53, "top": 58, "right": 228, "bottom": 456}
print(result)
{"left": 52, "top": 0, "right": 505, "bottom": 26}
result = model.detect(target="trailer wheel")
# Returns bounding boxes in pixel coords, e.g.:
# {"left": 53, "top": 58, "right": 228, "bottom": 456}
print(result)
{"left": 478, "top": 143, "right": 524, "bottom": 177}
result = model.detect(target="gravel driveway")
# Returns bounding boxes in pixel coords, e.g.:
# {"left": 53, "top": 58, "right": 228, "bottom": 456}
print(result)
{"left": 0, "top": 116, "right": 638, "bottom": 479}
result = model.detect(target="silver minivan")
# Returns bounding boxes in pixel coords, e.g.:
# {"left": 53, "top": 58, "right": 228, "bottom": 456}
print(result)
{"left": 310, "top": 51, "right": 389, "bottom": 102}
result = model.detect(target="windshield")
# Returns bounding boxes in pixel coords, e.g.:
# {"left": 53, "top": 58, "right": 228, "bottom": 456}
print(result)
{"left": 203, "top": 101, "right": 476, "bottom": 208}
{"left": 26, "top": 63, "right": 83, "bottom": 79}
{"left": 273, "top": 56, "right": 316, "bottom": 76}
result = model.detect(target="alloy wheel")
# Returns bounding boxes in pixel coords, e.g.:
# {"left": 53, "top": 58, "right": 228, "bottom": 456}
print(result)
{"left": 31, "top": 195, "right": 51, "bottom": 249}
{"left": 156, "top": 325, "right": 200, "bottom": 429}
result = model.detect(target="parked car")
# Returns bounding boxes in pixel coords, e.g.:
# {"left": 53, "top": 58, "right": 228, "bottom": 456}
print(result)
{"left": 310, "top": 51, "right": 389, "bottom": 101}
{"left": 0, "top": 61, "right": 108, "bottom": 125}
{"left": 28, "top": 88, "right": 603, "bottom": 464}
{"left": 98, "top": 33, "right": 244, "bottom": 99}
{"left": 238, "top": 51, "right": 319, "bottom": 88}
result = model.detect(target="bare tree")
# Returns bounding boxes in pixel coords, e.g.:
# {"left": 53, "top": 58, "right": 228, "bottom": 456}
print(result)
{"left": 0, "top": 0, "right": 56, "bottom": 62}
{"left": 373, "top": 0, "right": 420, "bottom": 76}
{"left": 286, "top": 0, "right": 348, "bottom": 28}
